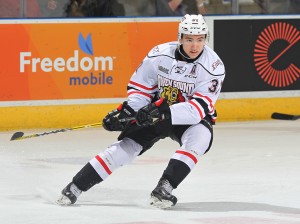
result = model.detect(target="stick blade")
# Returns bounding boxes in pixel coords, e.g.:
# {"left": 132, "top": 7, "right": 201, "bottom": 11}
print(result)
{"left": 10, "top": 132, "right": 24, "bottom": 141}
{"left": 271, "top": 112, "right": 300, "bottom": 121}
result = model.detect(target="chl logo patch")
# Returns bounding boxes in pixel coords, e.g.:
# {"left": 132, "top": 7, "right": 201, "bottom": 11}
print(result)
{"left": 175, "top": 66, "right": 187, "bottom": 74}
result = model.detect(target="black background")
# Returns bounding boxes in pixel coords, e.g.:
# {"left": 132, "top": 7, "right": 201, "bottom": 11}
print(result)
{"left": 214, "top": 19, "right": 300, "bottom": 92}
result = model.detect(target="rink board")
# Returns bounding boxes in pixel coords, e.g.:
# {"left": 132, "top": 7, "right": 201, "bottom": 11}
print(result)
{"left": 0, "top": 16, "right": 299, "bottom": 130}
{"left": 1, "top": 96, "right": 300, "bottom": 130}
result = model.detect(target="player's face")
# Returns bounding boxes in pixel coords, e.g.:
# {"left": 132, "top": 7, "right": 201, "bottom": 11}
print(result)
{"left": 180, "top": 34, "right": 206, "bottom": 59}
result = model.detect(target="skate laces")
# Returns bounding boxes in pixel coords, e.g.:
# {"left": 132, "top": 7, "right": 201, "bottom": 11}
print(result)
{"left": 158, "top": 178, "right": 173, "bottom": 194}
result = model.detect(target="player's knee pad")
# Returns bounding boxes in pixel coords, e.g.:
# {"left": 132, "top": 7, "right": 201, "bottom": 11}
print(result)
{"left": 181, "top": 123, "right": 212, "bottom": 156}
{"left": 108, "top": 137, "right": 143, "bottom": 167}
{"left": 171, "top": 124, "right": 212, "bottom": 170}
{"left": 89, "top": 138, "right": 142, "bottom": 180}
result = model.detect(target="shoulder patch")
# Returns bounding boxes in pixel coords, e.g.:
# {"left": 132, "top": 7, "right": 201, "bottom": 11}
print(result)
{"left": 211, "top": 59, "right": 224, "bottom": 71}
{"left": 152, "top": 46, "right": 159, "bottom": 54}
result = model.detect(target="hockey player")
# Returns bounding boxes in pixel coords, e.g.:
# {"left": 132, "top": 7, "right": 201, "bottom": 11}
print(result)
{"left": 56, "top": 14, "right": 225, "bottom": 209}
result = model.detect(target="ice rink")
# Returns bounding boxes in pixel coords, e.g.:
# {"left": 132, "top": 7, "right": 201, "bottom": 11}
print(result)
{"left": 0, "top": 120, "right": 300, "bottom": 224}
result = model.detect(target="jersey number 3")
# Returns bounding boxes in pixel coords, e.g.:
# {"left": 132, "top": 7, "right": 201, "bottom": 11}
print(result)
{"left": 208, "top": 79, "right": 219, "bottom": 93}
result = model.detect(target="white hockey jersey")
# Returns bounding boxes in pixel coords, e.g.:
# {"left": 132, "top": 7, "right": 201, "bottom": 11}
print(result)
{"left": 127, "top": 41, "right": 225, "bottom": 125}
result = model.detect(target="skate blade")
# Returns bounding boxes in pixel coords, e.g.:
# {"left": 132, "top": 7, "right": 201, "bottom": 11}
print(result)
{"left": 149, "top": 196, "right": 173, "bottom": 209}
{"left": 55, "top": 195, "right": 72, "bottom": 206}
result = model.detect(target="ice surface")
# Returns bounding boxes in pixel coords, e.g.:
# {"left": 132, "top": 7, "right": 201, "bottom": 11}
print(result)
{"left": 0, "top": 120, "right": 299, "bottom": 224}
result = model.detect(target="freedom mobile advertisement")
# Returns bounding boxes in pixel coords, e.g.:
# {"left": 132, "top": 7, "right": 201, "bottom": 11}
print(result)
{"left": 214, "top": 19, "right": 300, "bottom": 92}
{"left": 0, "top": 20, "right": 177, "bottom": 101}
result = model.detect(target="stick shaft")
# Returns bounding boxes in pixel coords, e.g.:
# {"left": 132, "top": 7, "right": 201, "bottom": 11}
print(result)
{"left": 11, "top": 122, "right": 102, "bottom": 141}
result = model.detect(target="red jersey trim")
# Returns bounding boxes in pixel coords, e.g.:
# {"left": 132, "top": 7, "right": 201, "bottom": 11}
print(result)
{"left": 188, "top": 100, "right": 204, "bottom": 119}
{"left": 129, "top": 81, "right": 157, "bottom": 91}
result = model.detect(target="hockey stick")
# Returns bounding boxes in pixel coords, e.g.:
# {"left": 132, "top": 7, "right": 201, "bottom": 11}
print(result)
{"left": 271, "top": 112, "right": 300, "bottom": 121}
{"left": 10, "top": 116, "right": 136, "bottom": 141}
{"left": 10, "top": 122, "right": 102, "bottom": 141}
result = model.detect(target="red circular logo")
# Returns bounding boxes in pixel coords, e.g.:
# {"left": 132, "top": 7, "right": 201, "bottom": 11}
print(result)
{"left": 253, "top": 22, "right": 300, "bottom": 87}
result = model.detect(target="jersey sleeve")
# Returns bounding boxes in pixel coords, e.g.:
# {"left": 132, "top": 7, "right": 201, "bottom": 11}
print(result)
{"left": 127, "top": 47, "right": 160, "bottom": 111}
{"left": 170, "top": 72, "right": 225, "bottom": 125}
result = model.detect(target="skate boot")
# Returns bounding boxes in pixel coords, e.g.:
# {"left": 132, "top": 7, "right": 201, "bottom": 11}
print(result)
{"left": 150, "top": 177, "right": 177, "bottom": 209}
{"left": 56, "top": 182, "right": 82, "bottom": 206}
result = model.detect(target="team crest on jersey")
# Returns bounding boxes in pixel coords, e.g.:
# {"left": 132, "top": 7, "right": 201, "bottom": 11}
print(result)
{"left": 161, "top": 86, "right": 185, "bottom": 105}
{"left": 158, "top": 75, "right": 194, "bottom": 96}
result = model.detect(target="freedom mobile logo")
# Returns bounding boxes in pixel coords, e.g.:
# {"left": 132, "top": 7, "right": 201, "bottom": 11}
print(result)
{"left": 19, "top": 33, "right": 115, "bottom": 86}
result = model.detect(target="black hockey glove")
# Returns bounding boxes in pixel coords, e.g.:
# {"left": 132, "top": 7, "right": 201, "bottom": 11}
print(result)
{"left": 102, "top": 101, "right": 136, "bottom": 131}
{"left": 136, "top": 98, "right": 171, "bottom": 126}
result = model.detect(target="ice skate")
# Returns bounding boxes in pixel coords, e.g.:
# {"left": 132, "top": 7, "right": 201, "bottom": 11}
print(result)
{"left": 56, "top": 182, "right": 82, "bottom": 206}
{"left": 149, "top": 178, "right": 177, "bottom": 209}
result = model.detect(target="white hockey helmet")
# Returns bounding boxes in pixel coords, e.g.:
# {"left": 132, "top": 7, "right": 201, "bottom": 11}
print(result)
{"left": 178, "top": 14, "right": 208, "bottom": 43}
